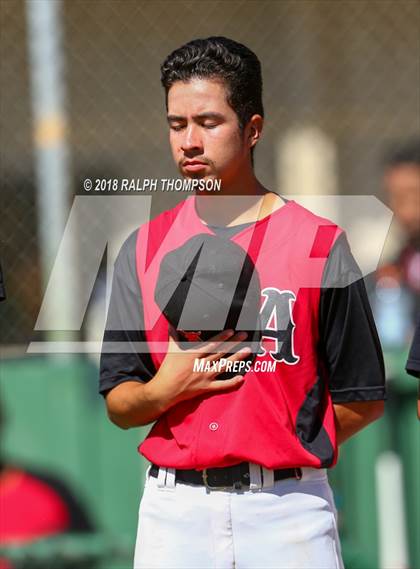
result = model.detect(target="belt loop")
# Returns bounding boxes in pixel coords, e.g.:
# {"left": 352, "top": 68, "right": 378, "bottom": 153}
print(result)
{"left": 295, "top": 468, "right": 302, "bottom": 480}
{"left": 248, "top": 463, "right": 263, "bottom": 490}
{"left": 145, "top": 464, "right": 152, "bottom": 479}
{"left": 156, "top": 466, "right": 167, "bottom": 488}
{"left": 261, "top": 466, "right": 274, "bottom": 489}
{"left": 166, "top": 467, "right": 176, "bottom": 489}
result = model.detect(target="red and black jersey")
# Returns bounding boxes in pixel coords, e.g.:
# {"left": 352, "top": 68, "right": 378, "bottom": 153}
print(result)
{"left": 100, "top": 195, "right": 386, "bottom": 470}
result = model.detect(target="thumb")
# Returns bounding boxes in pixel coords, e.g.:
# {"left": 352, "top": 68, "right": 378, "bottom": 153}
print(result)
{"left": 167, "top": 324, "right": 181, "bottom": 354}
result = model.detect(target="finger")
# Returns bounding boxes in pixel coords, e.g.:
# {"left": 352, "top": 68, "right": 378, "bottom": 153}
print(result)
{"left": 206, "top": 332, "right": 249, "bottom": 361}
{"left": 225, "top": 345, "right": 252, "bottom": 362}
{"left": 207, "top": 375, "right": 245, "bottom": 391}
{"left": 193, "top": 329, "right": 236, "bottom": 356}
{"left": 206, "top": 347, "right": 251, "bottom": 377}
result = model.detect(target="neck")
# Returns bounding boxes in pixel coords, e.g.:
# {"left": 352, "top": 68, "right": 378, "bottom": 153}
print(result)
{"left": 192, "top": 156, "right": 287, "bottom": 226}
{"left": 208, "top": 159, "right": 263, "bottom": 197}
{"left": 194, "top": 179, "right": 283, "bottom": 228}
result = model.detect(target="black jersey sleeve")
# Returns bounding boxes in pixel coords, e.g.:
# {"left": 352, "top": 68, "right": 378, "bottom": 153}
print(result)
{"left": 318, "top": 232, "right": 387, "bottom": 403}
{"left": 99, "top": 229, "right": 157, "bottom": 397}
{"left": 406, "top": 319, "right": 420, "bottom": 378}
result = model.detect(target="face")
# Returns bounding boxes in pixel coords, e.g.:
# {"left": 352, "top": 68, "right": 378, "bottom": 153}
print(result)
{"left": 166, "top": 78, "right": 254, "bottom": 185}
{"left": 384, "top": 164, "right": 420, "bottom": 238}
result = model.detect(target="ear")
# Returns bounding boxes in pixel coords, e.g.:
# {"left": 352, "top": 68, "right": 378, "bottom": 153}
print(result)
{"left": 246, "top": 114, "right": 263, "bottom": 149}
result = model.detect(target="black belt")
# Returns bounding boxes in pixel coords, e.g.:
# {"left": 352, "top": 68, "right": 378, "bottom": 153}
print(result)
{"left": 149, "top": 462, "right": 302, "bottom": 490}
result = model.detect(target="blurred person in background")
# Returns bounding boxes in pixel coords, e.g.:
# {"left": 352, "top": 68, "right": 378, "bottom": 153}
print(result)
{"left": 373, "top": 138, "right": 419, "bottom": 338}
{"left": 0, "top": 401, "right": 96, "bottom": 567}
{"left": 382, "top": 138, "right": 420, "bottom": 300}
{"left": 373, "top": 138, "right": 420, "bottom": 414}
{"left": 0, "top": 449, "right": 95, "bottom": 546}
{"left": 405, "top": 319, "right": 420, "bottom": 419}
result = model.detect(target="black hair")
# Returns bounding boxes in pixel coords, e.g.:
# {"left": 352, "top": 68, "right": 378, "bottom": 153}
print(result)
{"left": 384, "top": 138, "right": 420, "bottom": 168}
{"left": 161, "top": 36, "right": 264, "bottom": 135}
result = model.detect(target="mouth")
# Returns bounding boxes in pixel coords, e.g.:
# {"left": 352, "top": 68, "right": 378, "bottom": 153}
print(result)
{"left": 183, "top": 160, "right": 208, "bottom": 172}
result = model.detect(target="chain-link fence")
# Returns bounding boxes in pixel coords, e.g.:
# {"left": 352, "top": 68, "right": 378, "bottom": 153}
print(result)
{"left": 0, "top": 0, "right": 419, "bottom": 344}
{"left": 1, "top": 0, "right": 419, "bottom": 345}
{"left": 1, "top": 3, "right": 419, "bottom": 568}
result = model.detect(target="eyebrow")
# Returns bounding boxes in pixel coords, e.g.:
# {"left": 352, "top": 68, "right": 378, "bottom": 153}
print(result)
{"left": 167, "top": 112, "right": 224, "bottom": 122}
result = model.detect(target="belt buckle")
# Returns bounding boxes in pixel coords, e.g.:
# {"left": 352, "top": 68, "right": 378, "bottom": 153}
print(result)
{"left": 202, "top": 468, "right": 237, "bottom": 491}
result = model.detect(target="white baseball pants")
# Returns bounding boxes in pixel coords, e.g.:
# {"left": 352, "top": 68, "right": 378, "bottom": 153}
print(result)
{"left": 134, "top": 464, "right": 345, "bottom": 569}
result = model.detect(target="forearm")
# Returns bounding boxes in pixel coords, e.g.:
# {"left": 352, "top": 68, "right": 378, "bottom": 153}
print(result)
{"left": 105, "top": 379, "right": 172, "bottom": 429}
{"left": 333, "top": 400, "right": 384, "bottom": 446}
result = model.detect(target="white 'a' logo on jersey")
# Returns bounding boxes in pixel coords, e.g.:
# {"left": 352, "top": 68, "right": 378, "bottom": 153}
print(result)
{"left": 258, "top": 287, "right": 300, "bottom": 365}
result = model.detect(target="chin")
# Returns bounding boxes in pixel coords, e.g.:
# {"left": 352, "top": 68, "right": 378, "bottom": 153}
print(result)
{"left": 182, "top": 170, "right": 217, "bottom": 182}
{"left": 186, "top": 172, "right": 206, "bottom": 180}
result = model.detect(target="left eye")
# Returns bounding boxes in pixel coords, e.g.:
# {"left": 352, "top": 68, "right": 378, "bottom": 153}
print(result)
{"left": 203, "top": 124, "right": 217, "bottom": 129}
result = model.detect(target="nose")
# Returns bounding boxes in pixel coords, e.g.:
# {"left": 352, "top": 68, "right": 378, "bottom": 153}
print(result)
{"left": 181, "top": 124, "right": 203, "bottom": 154}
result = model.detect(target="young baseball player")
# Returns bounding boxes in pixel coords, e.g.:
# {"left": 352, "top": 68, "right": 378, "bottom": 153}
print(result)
{"left": 100, "top": 37, "right": 386, "bottom": 569}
